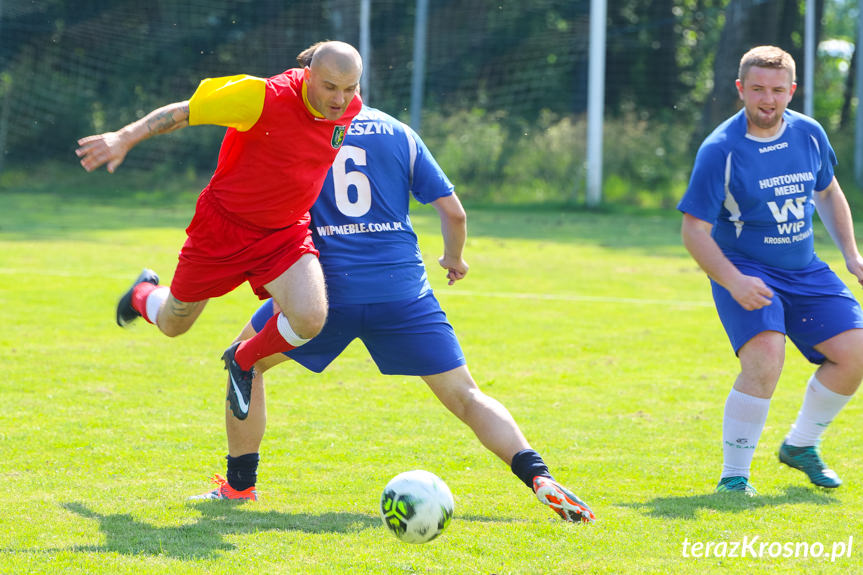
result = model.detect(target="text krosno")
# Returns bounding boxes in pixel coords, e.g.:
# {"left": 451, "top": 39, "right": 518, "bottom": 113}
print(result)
{"left": 682, "top": 536, "right": 853, "bottom": 561}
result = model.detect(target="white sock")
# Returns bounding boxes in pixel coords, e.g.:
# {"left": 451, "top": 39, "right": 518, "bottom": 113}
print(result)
{"left": 784, "top": 375, "right": 852, "bottom": 447}
{"left": 144, "top": 286, "right": 170, "bottom": 324}
{"left": 721, "top": 388, "right": 771, "bottom": 479}
{"left": 276, "top": 313, "right": 311, "bottom": 347}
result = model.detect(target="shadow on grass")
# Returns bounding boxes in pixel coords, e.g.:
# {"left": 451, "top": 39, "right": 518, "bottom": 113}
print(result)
{"left": 622, "top": 485, "right": 839, "bottom": 520}
{"left": 57, "top": 501, "right": 380, "bottom": 559}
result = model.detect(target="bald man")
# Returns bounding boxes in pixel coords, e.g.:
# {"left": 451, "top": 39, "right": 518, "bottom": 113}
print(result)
{"left": 76, "top": 41, "right": 363, "bottom": 420}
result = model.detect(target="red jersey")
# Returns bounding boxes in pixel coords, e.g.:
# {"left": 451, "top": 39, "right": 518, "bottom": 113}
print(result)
{"left": 189, "top": 69, "right": 362, "bottom": 229}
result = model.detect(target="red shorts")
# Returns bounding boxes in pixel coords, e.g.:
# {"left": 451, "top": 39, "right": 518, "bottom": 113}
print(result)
{"left": 170, "top": 189, "right": 319, "bottom": 303}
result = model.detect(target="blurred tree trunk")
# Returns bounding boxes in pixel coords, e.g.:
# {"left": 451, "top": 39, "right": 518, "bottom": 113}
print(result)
{"left": 693, "top": 0, "right": 807, "bottom": 147}
{"left": 840, "top": 30, "right": 857, "bottom": 130}
{"left": 605, "top": 0, "right": 681, "bottom": 114}
{"left": 646, "top": 0, "right": 678, "bottom": 110}
{"left": 696, "top": 0, "right": 748, "bottom": 142}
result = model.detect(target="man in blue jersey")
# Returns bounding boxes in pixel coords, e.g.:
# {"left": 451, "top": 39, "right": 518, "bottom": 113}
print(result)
{"left": 679, "top": 46, "right": 863, "bottom": 495}
{"left": 189, "top": 65, "right": 593, "bottom": 521}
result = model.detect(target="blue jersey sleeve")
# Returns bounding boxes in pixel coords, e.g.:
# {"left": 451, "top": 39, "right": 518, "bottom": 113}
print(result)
{"left": 811, "top": 122, "right": 837, "bottom": 191}
{"left": 404, "top": 125, "right": 455, "bottom": 205}
{"left": 677, "top": 140, "right": 728, "bottom": 223}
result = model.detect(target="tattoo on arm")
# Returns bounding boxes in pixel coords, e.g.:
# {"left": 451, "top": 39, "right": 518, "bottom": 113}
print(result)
{"left": 145, "top": 103, "right": 190, "bottom": 136}
{"left": 145, "top": 110, "right": 175, "bottom": 135}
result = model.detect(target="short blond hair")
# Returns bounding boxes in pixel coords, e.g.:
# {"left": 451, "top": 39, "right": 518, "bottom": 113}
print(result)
{"left": 738, "top": 45, "right": 796, "bottom": 85}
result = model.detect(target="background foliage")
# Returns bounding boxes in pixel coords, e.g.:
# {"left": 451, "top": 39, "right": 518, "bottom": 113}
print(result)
{"left": 0, "top": 0, "right": 860, "bottom": 208}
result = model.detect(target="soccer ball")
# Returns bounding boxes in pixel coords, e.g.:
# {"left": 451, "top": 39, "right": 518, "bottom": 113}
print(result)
{"left": 380, "top": 470, "right": 454, "bottom": 544}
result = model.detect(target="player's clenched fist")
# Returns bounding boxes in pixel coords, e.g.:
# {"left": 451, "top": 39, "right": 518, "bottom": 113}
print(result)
{"left": 728, "top": 274, "right": 774, "bottom": 311}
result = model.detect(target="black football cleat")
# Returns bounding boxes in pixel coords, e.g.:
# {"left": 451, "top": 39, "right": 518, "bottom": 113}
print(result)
{"left": 222, "top": 342, "right": 255, "bottom": 420}
{"left": 116, "top": 268, "right": 159, "bottom": 327}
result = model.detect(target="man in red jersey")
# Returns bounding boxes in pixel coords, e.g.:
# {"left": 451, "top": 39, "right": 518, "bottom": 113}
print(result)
{"left": 76, "top": 41, "right": 363, "bottom": 421}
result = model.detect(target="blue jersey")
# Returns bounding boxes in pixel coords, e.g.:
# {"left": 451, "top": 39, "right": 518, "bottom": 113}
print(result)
{"left": 678, "top": 109, "right": 836, "bottom": 270}
{"left": 311, "top": 107, "right": 454, "bottom": 303}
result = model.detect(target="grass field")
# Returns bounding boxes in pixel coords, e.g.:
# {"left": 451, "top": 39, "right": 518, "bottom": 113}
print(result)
{"left": 1, "top": 167, "right": 861, "bottom": 574}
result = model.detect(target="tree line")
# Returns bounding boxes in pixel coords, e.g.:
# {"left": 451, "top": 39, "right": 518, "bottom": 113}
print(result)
{"left": 0, "top": 1, "right": 857, "bottom": 203}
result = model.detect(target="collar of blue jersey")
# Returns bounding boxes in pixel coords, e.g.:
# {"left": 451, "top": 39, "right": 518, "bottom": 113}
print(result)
{"left": 741, "top": 108, "right": 790, "bottom": 142}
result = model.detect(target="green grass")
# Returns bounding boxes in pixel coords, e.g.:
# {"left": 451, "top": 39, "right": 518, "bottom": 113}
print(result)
{"left": 1, "top": 168, "right": 861, "bottom": 574}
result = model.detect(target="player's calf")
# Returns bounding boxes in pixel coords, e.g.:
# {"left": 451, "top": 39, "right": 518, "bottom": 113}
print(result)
{"left": 223, "top": 342, "right": 255, "bottom": 420}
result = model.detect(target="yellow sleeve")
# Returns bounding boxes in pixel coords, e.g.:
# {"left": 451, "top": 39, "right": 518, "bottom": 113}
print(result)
{"left": 188, "top": 75, "right": 266, "bottom": 131}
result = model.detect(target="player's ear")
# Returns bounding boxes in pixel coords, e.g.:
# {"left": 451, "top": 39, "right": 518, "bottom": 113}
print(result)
{"left": 304, "top": 66, "right": 311, "bottom": 82}
{"left": 789, "top": 82, "right": 797, "bottom": 99}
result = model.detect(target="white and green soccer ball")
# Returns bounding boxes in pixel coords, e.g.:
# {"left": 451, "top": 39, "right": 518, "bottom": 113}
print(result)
{"left": 380, "top": 470, "right": 454, "bottom": 544}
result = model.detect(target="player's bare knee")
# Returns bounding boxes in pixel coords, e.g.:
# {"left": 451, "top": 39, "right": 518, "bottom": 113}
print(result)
{"left": 822, "top": 329, "right": 863, "bottom": 378}
{"left": 452, "top": 386, "right": 487, "bottom": 419}
{"left": 737, "top": 354, "right": 782, "bottom": 395}
{"left": 739, "top": 334, "right": 784, "bottom": 380}
{"left": 846, "top": 332, "right": 863, "bottom": 374}
{"left": 289, "top": 308, "right": 327, "bottom": 339}
{"left": 837, "top": 348, "right": 863, "bottom": 380}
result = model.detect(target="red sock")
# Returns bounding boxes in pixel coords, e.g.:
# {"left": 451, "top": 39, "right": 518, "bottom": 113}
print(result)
{"left": 131, "top": 282, "right": 159, "bottom": 324}
{"left": 234, "top": 314, "right": 297, "bottom": 370}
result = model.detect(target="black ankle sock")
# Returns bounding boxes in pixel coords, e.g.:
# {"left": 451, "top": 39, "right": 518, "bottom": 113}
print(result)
{"left": 226, "top": 453, "right": 260, "bottom": 491}
{"left": 510, "top": 448, "right": 553, "bottom": 489}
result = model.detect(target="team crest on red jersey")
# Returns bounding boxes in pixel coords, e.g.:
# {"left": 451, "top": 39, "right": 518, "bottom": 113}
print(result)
{"left": 331, "top": 125, "right": 347, "bottom": 149}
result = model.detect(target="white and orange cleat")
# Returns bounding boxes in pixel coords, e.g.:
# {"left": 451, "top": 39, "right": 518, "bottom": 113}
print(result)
{"left": 533, "top": 476, "right": 594, "bottom": 523}
{"left": 188, "top": 474, "right": 257, "bottom": 501}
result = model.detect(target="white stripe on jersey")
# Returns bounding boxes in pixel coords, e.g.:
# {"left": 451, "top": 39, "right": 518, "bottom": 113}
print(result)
{"left": 401, "top": 123, "right": 418, "bottom": 189}
{"left": 722, "top": 152, "right": 744, "bottom": 238}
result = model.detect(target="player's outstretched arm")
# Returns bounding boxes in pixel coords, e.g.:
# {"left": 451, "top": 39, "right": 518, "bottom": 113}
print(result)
{"left": 76, "top": 101, "right": 190, "bottom": 173}
{"left": 432, "top": 193, "right": 469, "bottom": 285}
{"left": 681, "top": 212, "right": 774, "bottom": 310}
{"left": 814, "top": 177, "right": 863, "bottom": 286}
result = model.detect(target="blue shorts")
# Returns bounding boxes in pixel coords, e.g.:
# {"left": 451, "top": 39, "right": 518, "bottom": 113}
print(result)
{"left": 712, "top": 256, "right": 863, "bottom": 364}
{"left": 250, "top": 292, "right": 466, "bottom": 375}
